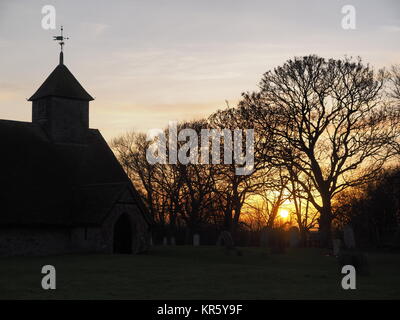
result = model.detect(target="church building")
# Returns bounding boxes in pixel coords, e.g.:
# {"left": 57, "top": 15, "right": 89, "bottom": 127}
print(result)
{"left": 0, "top": 33, "right": 151, "bottom": 256}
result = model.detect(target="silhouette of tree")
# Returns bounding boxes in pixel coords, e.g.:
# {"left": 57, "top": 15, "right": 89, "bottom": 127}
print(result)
{"left": 286, "top": 167, "right": 319, "bottom": 243}
{"left": 172, "top": 120, "right": 219, "bottom": 241}
{"left": 390, "top": 65, "right": 400, "bottom": 101}
{"left": 111, "top": 132, "right": 161, "bottom": 222}
{"left": 209, "top": 107, "right": 270, "bottom": 235}
{"left": 388, "top": 65, "right": 400, "bottom": 155}
{"left": 333, "top": 167, "right": 400, "bottom": 247}
{"left": 239, "top": 55, "right": 399, "bottom": 247}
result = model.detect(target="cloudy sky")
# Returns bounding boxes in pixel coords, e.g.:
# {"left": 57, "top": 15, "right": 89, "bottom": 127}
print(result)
{"left": 0, "top": 0, "right": 399, "bottom": 140}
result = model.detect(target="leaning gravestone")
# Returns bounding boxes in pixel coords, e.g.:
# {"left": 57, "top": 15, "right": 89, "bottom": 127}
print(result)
{"left": 343, "top": 224, "right": 356, "bottom": 249}
{"left": 217, "top": 231, "right": 234, "bottom": 248}
{"left": 288, "top": 227, "right": 300, "bottom": 248}
{"left": 193, "top": 234, "right": 200, "bottom": 246}
{"left": 217, "top": 231, "right": 242, "bottom": 256}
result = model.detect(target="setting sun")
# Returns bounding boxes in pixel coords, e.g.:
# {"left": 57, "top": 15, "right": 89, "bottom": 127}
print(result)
{"left": 279, "top": 209, "right": 289, "bottom": 219}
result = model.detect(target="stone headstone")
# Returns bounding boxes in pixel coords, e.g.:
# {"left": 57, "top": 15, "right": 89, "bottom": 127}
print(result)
{"left": 193, "top": 234, "right": 200, "bottom": 246}
{"left": 332, "top": 238, "right": 341, "bottom": 255}
{"left": 343, "top": 225, "right": 356, "bottom": 249}
{"left": 136, "top": 234, "right": 150, "bottom": 254}
{"left": 216, "top": 231, "right": 242, "bottom": 256}
{"left": 217, "top": 231, "right": 234, "bottom": 248}
{"left": 393, "top": 228, "right": 400, "bottom": 247}
{"left": 307, "top": 231, "right": 321, "bottom": 247}
{"left": 269, "top": 228, "right": 287, "bottom": 254}
{"left": 260, "top": 228, "right": 269, "bottom": 248}
{"left": 162, "top": 236, "right": 168, "bottom": 246}
{"left": 170, "top": 236, "right": 176, "bottom": 246}
{"left": 288, "top": 227, "right": 300, "bottom": 248}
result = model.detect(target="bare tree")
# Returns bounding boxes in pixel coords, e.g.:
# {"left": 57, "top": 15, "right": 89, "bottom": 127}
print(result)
{"left": 286, "top": 167, "right": 319, "bottom": 244}
{"left": 209, "top": 107, "right": 270, "bottom": 235}
{"left": 111, "top": 132, "right": 161, "bottom": 221}
{"left": 388, "top": 65, "right": 400, "bottom": 155}
{"left": 240, "top": 55, "right": 399, "bottom": 247}
{"left": 389, "top": 65, "right": 400, "bottom": 101}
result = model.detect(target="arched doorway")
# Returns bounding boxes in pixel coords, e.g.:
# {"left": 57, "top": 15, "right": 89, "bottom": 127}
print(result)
{"left": 113, "top": 213, "right": 132, "bottom": 253}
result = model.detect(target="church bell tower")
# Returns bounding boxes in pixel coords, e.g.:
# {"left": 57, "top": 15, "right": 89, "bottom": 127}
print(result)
{"left": 28, "top": 26, "right": 94, "bottom": 144}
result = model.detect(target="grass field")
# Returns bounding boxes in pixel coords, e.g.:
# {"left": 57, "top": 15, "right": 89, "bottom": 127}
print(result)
{"left": 1, "top": 246, "right": 399, "bottom": 299}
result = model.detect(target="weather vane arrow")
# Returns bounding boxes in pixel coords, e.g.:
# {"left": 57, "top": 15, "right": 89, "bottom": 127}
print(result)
{"left": 53, "top": 26, "right": 69, "bottom": 64}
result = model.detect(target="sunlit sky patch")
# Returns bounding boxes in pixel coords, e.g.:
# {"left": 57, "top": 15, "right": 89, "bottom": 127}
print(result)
{"left": 0, "top": 0, "right": 399, "bottom": 140}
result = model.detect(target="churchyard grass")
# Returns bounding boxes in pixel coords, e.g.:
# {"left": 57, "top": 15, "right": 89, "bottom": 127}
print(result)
{"left": 0, "top": 246, "right": 399, "bottom": 299}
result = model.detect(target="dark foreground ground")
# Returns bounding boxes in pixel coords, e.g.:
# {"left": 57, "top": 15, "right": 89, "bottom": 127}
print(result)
{"left": 0, "top": 246, "right": 399, "bottom": 299}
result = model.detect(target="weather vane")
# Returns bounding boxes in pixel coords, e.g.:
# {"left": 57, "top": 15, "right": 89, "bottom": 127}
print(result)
{"left": 53, "top": 26, "right": 69, "bottom": 52}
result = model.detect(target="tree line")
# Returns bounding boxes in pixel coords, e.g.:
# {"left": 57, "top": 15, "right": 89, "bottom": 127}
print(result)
{"left": 111, "top": 55, "right": 400, "bottom": 248}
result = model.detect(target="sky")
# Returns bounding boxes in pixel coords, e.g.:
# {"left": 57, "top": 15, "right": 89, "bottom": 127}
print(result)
{"left": 0, "top": 0, "right": 399, "bottom": 141}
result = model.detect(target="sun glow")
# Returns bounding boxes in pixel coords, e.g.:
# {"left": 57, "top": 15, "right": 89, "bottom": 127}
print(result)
{"left": 279, "top": 209, "right": 289, "bottom": 219}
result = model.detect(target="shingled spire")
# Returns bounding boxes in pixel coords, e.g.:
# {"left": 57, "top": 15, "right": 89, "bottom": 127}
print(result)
{"left": 29, "top": 27, "right": 94, "bottom": 144}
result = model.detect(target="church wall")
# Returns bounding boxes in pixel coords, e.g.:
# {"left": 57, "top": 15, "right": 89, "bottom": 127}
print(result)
{"left": 32, "top": 98, "right": 50, "bottom": 125}
{"left": 70, "top": 227, "right": 105, "bottom": 253}
{"left": 49, "top": 97, "right": 89, "bottom": 144}
{"left": 0, "top": 190, "right": 151, "bottom": 256}
{"left": 101, "top": 200, "right": 151, "bottom": 254}
{"left": 0, "top": 227, "right": 71, "bottom": 256}
{"left": 0, "top": 226, "right": 106, "bottom": 256}
{"left": 70, "top": 189, "right": 151, "bottom": 254}
{"left": 32, "top": 97, "right": 89, "bottom": 144}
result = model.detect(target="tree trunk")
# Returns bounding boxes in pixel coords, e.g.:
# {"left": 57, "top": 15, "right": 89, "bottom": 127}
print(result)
{"left": 319, "top": 195, "right": 333, "bottom": 248}
{"left": 223, "top": 207, "right": 233, "bottom": 231}
{"left": 299, "top": 226, "right": 307, "bottom": 247}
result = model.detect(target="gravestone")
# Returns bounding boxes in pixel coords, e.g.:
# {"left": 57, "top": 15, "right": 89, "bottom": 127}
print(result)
{"left": 217, "top": 231, "right": 242, "bottom": 256}
{"left": 136, "top": 234, "right": 150, "bottom": 254}
{"left": 288, "top": 227, "right": 300, "bottom": 248}
{"left": 392, "top": 228, "right": 400, "bottom": 248}
{"left": 162, "top": 236, "right": 168, "bottom": 246}
{"left": 269, "top": 228, "right": 287, "bottom": 254}
{"left": 170, "top": 236, "right": 176, "bottom": 246}
{"left": 217, "top": 231, "right": 234, "bottom": 247}
{"left": 193, "top": 233, "right": 200, "bottom": 246}
{"left": 343, "top": 225, "right": 356, "bottom": 249}
{"left": 332, "top": 238, "right": 341, "bottom": 255}
{"left": 260, "top": 227, "right": 269, "bottom": 248}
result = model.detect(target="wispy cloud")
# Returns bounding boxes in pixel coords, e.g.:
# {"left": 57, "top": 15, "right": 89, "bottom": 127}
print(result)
{"left": 380, "top": 25, "right": 400, "bottom": 33}
{"left": 2, "top": 1, "right": 400, "bottom": 141}
{"left": 81, "top": 22, "right": 110, "bottom": 37}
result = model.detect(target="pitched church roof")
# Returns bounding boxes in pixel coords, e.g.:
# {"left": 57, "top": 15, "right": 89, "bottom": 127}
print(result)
{"left": 0, "top": 120, "right": 149, "bottom": 226}
{"left": 28, "top": 53, "right": 94, "bottom": 101}
{"left": 1, "top": 41, "right": 150, "bottom": 227}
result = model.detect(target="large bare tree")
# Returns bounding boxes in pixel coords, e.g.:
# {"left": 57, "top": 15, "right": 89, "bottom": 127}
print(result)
{"left": 240, "top": 55, "right": 399, "bottom": 247}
